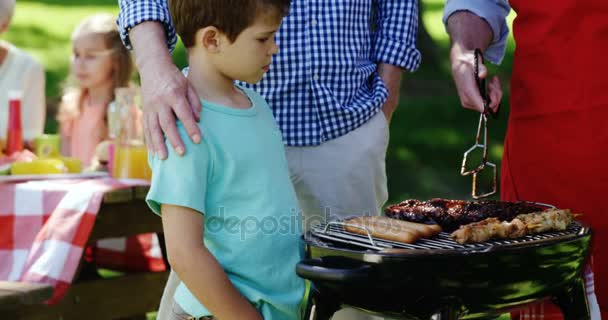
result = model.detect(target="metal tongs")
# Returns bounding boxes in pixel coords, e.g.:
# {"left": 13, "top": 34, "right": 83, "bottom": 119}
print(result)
{"left": 460, "top": 49, "right": 498, "bottom": 199}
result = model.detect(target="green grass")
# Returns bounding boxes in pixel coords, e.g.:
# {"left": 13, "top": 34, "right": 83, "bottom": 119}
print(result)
{"left": 6, "top": 1, "right": 119, "bottom": 97}
{"left": 4, "top": 1, "right": 120, "bottom": 132}
{"left": 5, "top": 2, "right": 517, "bottom": 318}
{"left": 2, "top": 0, "right": 517, "bottom": 202}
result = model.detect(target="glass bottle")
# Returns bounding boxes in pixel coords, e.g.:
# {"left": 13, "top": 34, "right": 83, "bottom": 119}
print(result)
{"left": 6, "top": 90, "right": 24, "bottom": 155}
{"left": 112, "top": 87, "right": 151, "bottom": 180}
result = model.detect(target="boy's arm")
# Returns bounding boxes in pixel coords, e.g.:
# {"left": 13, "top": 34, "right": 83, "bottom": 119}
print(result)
{"left": 161, "top": 204, "right": 262, "bottom": 320}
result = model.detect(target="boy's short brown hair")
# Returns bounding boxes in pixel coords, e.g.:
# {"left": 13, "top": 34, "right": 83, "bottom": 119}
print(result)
{"left": 169, "top": 0, "right": 290, "bottom": 48}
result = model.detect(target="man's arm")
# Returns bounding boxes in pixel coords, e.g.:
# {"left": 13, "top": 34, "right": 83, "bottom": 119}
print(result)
{"left": 117, "top": 0, "right": 177, "bottom": 51}
{"left": 117, "top": 0, "right": 201, "bottom": 159}
{"left": 377, "top": 64, "right": 402, "bottom": 122}
{"left": 371, "top": 0, "right": 422, "bottom": 122}
{"left": 444, "top": 0, "right": 510, "bottom": 112}
{"left": 161, "top": 204, "right": 262, "bottom": 320}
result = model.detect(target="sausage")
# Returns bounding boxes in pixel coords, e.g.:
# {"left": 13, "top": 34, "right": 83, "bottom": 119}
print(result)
{"left": 350, "top": 216, "right": 423, "bottom": 238}
{"left": 344, "top": 218, "right": 420, "bottom": 244}
{"left": 369, "top": 216, "right": 442, "bottom": 237}
{"left": 351, "top": 216, "right": 441, "bottom": 238}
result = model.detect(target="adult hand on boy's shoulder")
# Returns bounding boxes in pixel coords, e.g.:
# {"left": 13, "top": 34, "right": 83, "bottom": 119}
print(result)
{"left": 130, "top": 22, "right": 203, "bottom": 160}
{"left": 140, "top": 62, "right": 202, "bottom": 159}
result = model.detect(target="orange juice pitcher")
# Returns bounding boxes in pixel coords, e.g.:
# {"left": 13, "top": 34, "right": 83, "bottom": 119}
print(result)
{"left": 113, "top": 141, "right": 151, "bottom": 180}
{"left": 111, "top": 88, "right": 151, "bottom": 180}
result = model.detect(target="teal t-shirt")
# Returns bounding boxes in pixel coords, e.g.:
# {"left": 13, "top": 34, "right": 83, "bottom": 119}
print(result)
{"left": 146, "top": 87, "right": 305, "bottom": 319}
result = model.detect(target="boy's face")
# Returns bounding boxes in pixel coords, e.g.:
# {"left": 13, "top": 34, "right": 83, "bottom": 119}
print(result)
{"left": 215, "top": 11, "right": 282, "bottom": 84}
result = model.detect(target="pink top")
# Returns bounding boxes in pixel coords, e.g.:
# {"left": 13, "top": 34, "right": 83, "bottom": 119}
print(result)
{"left": 60, "top": 94, "right": 108, "bottom": 166}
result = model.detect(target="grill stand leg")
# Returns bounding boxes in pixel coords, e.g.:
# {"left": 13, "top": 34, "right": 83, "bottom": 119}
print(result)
{"left": 304, "top": 288, "right": 340, "bottom": 320}
{"left": 552, "top": 276, "right": 591, "bottom": 320}
{"left": 429, "top": 299, "right": 466, "bottom": 320}
{"left": 430, "top": 305, "right": 460, "bottom": 320}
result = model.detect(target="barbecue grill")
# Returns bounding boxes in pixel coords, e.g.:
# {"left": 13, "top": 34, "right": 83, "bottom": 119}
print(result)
{"left": 297, "top": 221, "right": 592, "bottom": 319}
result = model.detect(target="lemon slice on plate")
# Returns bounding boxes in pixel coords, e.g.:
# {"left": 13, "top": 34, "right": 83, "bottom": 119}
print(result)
{"left": 11, "top": 159, "right": 67, "bottom": 175}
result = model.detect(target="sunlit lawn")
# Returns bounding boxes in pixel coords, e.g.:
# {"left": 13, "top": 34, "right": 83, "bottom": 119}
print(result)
{"left": 4, "top": 0, "right": 518, "bottom": 202}
{"left": 5, "top": 2, "right": 517, "bottom": 317}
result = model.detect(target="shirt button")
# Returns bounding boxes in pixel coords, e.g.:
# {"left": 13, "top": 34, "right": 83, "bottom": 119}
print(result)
{"left": 311, "top": 19, "right": 317, "bottom": 26}
{"left": 313, "top": 74, "right": 319, "bottom": 81}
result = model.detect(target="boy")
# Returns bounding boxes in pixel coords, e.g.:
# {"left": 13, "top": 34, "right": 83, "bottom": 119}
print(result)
{"left": 145, "top": 1, "right": 305, "bottom": 319}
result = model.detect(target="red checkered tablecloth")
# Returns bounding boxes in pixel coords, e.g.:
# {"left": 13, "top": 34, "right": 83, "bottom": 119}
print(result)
{"left": 0, "top": 177, "right": 166, "bottom": 304}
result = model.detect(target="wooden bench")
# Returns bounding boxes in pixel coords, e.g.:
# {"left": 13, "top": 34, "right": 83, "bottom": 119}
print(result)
{"left": 0, "top": 186, "right": 168, "bottom": 320}
{"left": 0, "top": 282, "right": 53, "bottom": 310}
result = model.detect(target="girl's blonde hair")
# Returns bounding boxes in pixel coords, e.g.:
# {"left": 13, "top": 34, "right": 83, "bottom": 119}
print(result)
{"left": 57, "top": 13, "right": 134, "bottom": 125}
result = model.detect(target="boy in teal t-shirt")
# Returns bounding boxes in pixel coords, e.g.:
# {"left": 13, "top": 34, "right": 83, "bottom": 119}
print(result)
{"left": 145, "top": 0, "right": 305, "bottom": 319}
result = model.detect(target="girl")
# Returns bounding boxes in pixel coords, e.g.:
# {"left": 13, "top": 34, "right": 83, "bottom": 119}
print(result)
{"left": 57, "top": 13, "right": 133, "bottom": 167}
{"left": 57, "top": 14, "right": 163, "bottom": 280}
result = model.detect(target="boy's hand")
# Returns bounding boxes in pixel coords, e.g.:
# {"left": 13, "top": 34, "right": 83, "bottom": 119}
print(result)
{"left": 130, "top": 22, "right": 202, "bottom": 160}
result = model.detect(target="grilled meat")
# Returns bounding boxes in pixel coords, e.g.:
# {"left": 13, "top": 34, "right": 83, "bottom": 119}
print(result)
{"left": 515, "top": 208, "right": 573, "bottom": 233}
{"left": 450, "top": 209, "right": 573, "bottom": 244}
{"left": 385, "top": 198, "right": 544, "bottom": 232}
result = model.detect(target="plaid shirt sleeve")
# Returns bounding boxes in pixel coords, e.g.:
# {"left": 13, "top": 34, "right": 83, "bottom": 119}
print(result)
{"left": 442, "top": 0, "right": 511, "bottom": 64}
{"left": 117, "top": 0, "right": 177, "bottom": 51}
{"left": 371, "top": 0, "right": 422, "bottom": 72}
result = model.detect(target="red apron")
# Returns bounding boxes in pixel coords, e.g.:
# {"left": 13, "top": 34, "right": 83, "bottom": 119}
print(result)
{"left": 502, "top": 0, "right": 608, "bottom": 318}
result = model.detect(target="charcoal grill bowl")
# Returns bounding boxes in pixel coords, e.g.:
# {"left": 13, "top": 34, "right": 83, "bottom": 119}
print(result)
{"left": 297, "top": 227, "right": 592, "bottom": 320}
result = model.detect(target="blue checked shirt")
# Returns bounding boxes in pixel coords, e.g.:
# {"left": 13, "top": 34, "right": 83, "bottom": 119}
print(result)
{"left": 118, "top": 0, "right": 421, "bottom": 146}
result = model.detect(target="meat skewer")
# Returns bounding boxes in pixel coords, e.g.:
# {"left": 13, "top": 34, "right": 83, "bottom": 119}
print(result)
{"left": 450, "top": 208, "right": 574, "bottom": 244}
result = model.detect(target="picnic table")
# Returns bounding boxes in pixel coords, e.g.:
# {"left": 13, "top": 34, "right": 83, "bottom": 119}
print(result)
{"left": 0, "top": 281, "right": 52, "bottom": 309}
{"left": 0, "top": 181, "right": 169, "bottom": 319}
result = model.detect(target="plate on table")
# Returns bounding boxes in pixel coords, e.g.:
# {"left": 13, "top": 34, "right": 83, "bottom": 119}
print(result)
{"left": 0, "top": 171, "right": 109, "bottom": 183}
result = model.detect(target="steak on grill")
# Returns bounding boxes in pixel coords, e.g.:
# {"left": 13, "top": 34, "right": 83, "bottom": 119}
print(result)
{"left": 384, "top": 198, "right": 545, "bottom": 232}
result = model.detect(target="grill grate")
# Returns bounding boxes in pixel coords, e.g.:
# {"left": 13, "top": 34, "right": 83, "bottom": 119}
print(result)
{"left": 310, "top": 221, "right": 585, "bottom": 253}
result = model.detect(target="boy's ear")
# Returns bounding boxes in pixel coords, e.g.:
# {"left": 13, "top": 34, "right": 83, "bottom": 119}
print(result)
{"left": 199, "top": 27, "right": 222, "bottom": 53}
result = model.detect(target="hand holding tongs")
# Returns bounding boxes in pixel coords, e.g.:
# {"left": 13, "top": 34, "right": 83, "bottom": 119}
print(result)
{"left": 460, "top": 49, "right": 498, "bottom": 199}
